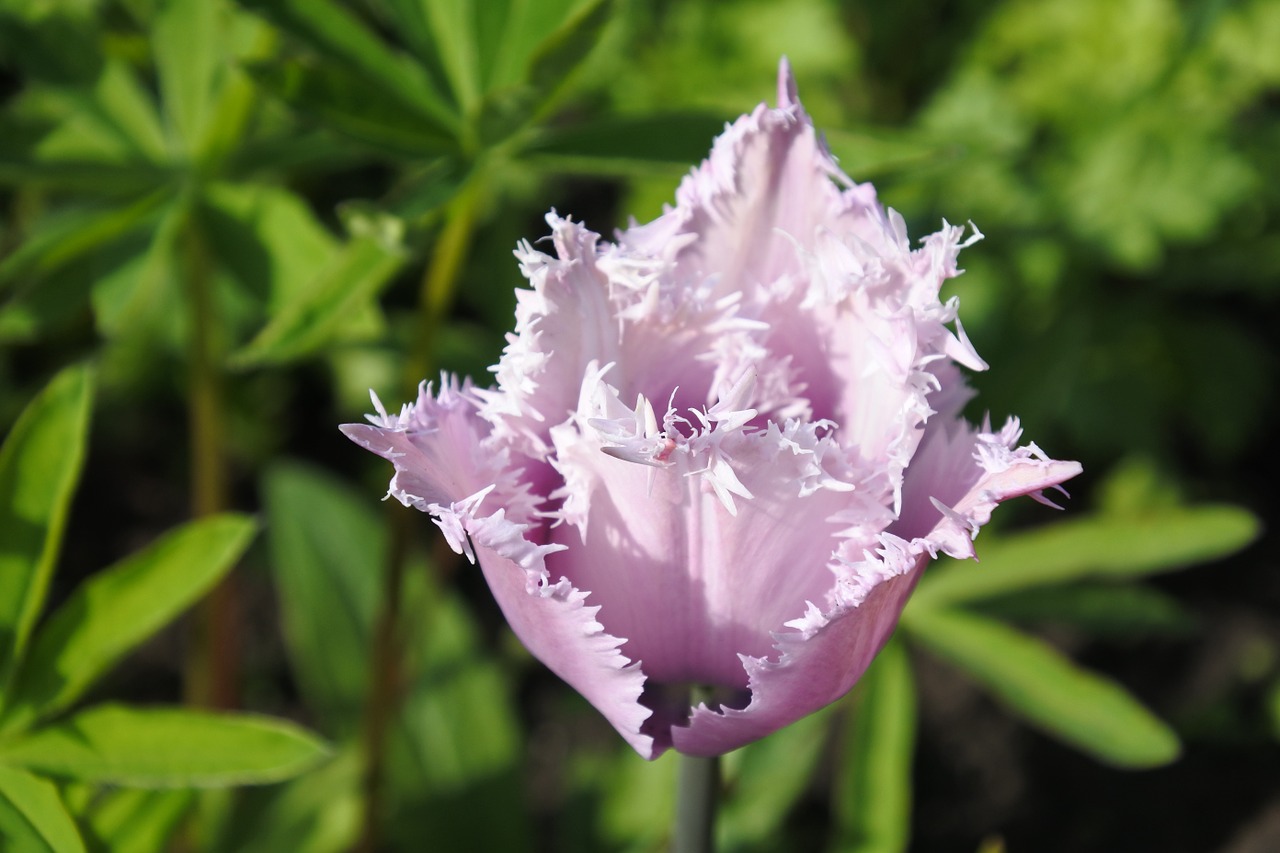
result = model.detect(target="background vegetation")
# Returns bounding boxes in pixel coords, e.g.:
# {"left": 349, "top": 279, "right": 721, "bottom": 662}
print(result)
{"left": 0, "top": 0, "right": 1276, "bottom": 850}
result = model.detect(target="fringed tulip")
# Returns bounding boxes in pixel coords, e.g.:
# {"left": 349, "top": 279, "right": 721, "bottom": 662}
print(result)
{"left": 343, "top": 60, "right": 1081, "bottom": 759}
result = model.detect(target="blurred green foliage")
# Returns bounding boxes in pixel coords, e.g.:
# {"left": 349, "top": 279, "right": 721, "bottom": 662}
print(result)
{"left": 0, "top": 0, "right": 1275, "bottom": 850}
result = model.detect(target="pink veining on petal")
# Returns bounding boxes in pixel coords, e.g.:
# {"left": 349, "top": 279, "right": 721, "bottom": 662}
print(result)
{"left": 343, "top": 59, "right": 1081, "bottom": 760}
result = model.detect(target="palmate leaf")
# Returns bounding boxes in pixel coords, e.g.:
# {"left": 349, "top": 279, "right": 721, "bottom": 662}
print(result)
{"left": 0, "top": 705, "right": 330, "bottom": 788}
{"left": 0, "top": 365, "right": 92, "bottom": 691}
{"left": 910, "top": 504, "right": 1259, "bottom": 609}
{"left": 230, "top": 234, "right": 405, "bottom": 368}
{"left": 830, "top": 637, "right": 915, "bottom": 853}
{"left": 0, "top": 765, "right": 86, "bottom": 853}
{"left": 0, "top": 515, "right": 256, "bottom": 734}
{"left": 904, "top": 608, "right": 1180, "bottom": 768}
{"left": 248, "top": 61, "right": 459, "bottom": 157}
{"left": 242, "top": 0, "right": 458, "bottom": 134}
{"left": 153, "top": 0, "right": 220, "bottom": 155}
{"left": 522, "top": 113, "right": 732, "bottom": 175}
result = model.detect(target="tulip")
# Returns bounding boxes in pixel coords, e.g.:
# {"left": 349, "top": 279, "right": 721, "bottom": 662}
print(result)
{"left": 343, "top": 59, "right": 1081, "bottom": 759}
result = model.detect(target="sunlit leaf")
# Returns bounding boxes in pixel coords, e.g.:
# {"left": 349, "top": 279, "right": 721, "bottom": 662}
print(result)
{"left": 0, "top": 765, "right": 86, "bottom": 853}
{"left": 1, "top": 515, "right": 256, "bottom": 733}
{"left": 911, "top": 506, "right": 1259, "bottom": 609}
{"left": 0, "top": 705, "right": 330, "bottom": 787}
{"left": 81, "top": 788, "right": 194, "bottom": 853}
{"left": 830, "top": 637, "right": 915, "bottom": 853}
{"left": 905, "top": 608, "right": 1180, "bottom": 768}
{"left": 230, "top": 235, "right": 404, "bottom": 367}
{"left": 0, "top": 365, "right": 92, "bottom": 691}
{"left": 153, "top": 0, "right": 220, "bottom": 154}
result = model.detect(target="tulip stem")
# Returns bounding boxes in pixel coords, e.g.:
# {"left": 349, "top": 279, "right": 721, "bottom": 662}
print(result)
{"left": 674, "top": 751, "right": 720, "bottom": 853}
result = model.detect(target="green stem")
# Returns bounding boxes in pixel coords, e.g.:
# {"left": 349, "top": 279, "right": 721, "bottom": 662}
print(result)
{"left": 357, "top": 177, "right": 486, "bottom": 853}
{"left": 675, "top": 751, "right": 720, "bottom": 853}
{"left": 183, "top": 214, "right": 238, "bottom": 710}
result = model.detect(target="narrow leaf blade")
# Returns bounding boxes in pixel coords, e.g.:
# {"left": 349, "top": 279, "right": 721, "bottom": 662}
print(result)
{"left": 0, "top": 365, "right": 93, "bottom": 689}
{"left": 831, "top": 636, "right": 916, "bottom": 853}
{"left": 912, "top": 506, "right": 1260, "bottom": 608}
{"left": 906, "top": 608, "right": 1180, "bottom": 768}
{"left": 0, "top": 705, "right": 330, "bottom": 788}
{"left": 3, "top": 515, "right": 257, "bottom": 731}
{"left": 0, "top": 766, "right": 86, "bottom": 853}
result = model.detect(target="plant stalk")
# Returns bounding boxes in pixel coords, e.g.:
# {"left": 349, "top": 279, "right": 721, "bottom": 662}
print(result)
{"left": 675, "top": 751, "right": 720, "bottom": 853}
{"left": 183, "top": 215, "right": 238, "bottom": 709}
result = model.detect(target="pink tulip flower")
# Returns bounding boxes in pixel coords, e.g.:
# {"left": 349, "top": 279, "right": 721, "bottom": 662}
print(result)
{"left": 344, "top": 60, "right": 1081, "bottom": 759}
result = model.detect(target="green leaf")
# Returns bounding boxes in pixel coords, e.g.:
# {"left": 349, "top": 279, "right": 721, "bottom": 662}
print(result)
{"left": 207, "top": 747, "right": 360, "bottom": 853}
{"left": 89, "top": 200, "right": 184, "bottom": 343}
{"left": 719, "top": 703, "right": 835, "bottom": 850}
{"left": 830, "top": 637, "right": 915, "bottom": 853}
{"left": 905, "top": 608, "right": 1180, "bottom": 768}
{"left": 153, "top": 0, "right": 220, "bottom": 154}
{"left": 0, "top": 765, "right": 86, "bottom": 853}
{"left": 418, "top": 0, "right": 481, "bottom": 113}
{"left": 248, "top": 60, "right": 457, "bottom": 157}
{"left": 974, "top": 582, "right": 1196, "bottom": 639}
{"left": 0, "top": 365, "right": 93, "bottom": 691}
{"left": 0, "top": 192, "right": 168, "bottom": 291}
{"left": 81, "top": 788, "right": 194, "bottom": 853}
{"left": 1, "top": 515, "right": 257, "bottom": 733}
{"left": 522, "top": 113, "right": 730, "bottom": 173}
{"left": 0, "top": 158, "right": 168, "bottom": 193}
{"left": 524, "top": 0, "right": 612, "bottom": 108}
{"left": 911, "top": 506, "right": 1260, "bottom": 609}
{"left": 0, "top": 705, "right": 330, "bottom": 788}
{"left": 230, "top": 235, "right": 404, "bottom": 368}
{"left": 243, "top": 0, "right": 458, "bottom": 133}
{"left": 90, "top": 59, "right": 169, "bottom": 163}
{"left": 262, "top": 462, "right": 381, "bottom": 735}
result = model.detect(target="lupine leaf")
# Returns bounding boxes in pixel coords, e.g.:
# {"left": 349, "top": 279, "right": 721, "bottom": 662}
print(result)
{"left": 905, "top": 608, "right": 1180, "bottom": 767}
{"left": 81, "top": 788, "right": 194, "bottom": 853}
{"left": 0, "top": 193, "right": 167, "bottom": 290}
{"left": 523, "top": 113, "right": 730, "bottom": 173}
{"left": 230, "top": 235, "right": 404, "bottom": 368}
{"left": 719, "top": 702, "right": 835, "bottom": 849}
{"left": 1, "top": 515, "right": 256, "bottom": 733}
{"left": 153, "top": 0, "right": 220, "bottom": 154}
{"left": 973, "top": 582, "right": 1195, "bottom": 638}
{"left": 0, "top": 705, "right": 330, "bottom": 787}
{"left": 0, "top": 364, "right": 92, "bottom": 691}
{"left": 262, "top": 462, "right": 381, "bottom": 735}
{"left": 248, "top": 61, "right": 457, "bottom": 157}
{"left": 0, "top": 765, "right": 86, "bottom": 853}
{"left": 830, "top": 637, "right": 915, "bottom": 853}
{"left": 524, "top": 0, "right": 611, "bottom": 109}
{"left": 242, "top": 0, "right": 458, "bottom": 133}
{"left": 911, "top": 505, "right": 1259, "bottom": 609}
